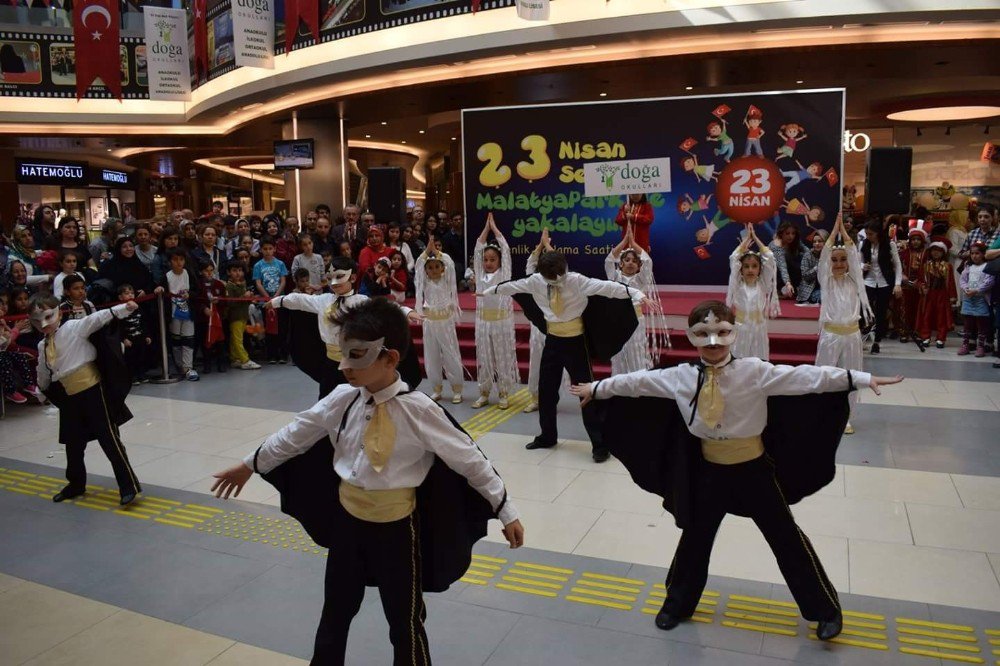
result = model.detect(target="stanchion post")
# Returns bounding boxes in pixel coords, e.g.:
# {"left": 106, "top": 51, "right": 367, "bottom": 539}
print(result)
{"left": 149, "top": 293, "right": 182, "bottom": 385}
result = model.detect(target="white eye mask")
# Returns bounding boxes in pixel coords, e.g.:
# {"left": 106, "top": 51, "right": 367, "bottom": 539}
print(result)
{"left": 338, "top": 336, "right": 388, "bottom": 369}
{"left": 328, "top": 268, "right": 353, "bottom": 285}
{"left": 30, "top": 306, "right": 60, "bottom": 332}
{"left": 686, "top": 310, "right": 737, "bottom": 348}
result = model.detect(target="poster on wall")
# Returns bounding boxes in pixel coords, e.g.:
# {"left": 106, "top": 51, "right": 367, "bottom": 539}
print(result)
{"left": 232, "top": 0, "right": 274, "bottom": 68}
{"left": 0, "top": 41, "right": 43, "bottom": 86}
{"left": 143, "top": 6, "right": 192, "bottom": 101}
{"left": 462, "top": 89, "right": 845, "bottom": 285}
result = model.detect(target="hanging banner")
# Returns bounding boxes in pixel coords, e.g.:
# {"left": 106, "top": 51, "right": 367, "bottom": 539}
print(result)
{"left": 193, "top": 0, "right": 209, "bottom": 83}
{"left": 232, "top": 0, "right": 275, "bottom": 69}
{"left": 142, "top": 6, "right": 191, "bottom": 101}
{"left": 462, "top": 89, "right": 845, "bottom": 285}
{"left": 73, "top": 0, "right": 122, "bottom": 99}
{"left": 284, "top": 0, "right": 320, "bottom": 53}
{"left": 516, "top": 0, "right": 550, "bottom": 20}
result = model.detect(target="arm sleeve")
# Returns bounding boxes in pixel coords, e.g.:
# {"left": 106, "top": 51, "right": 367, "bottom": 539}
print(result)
{"left": 242, "top": 391, "right": 342, "bottom": 473}
{"left": 35, "top": 339, "right": 51, "bottom": 390}
{"left": 473, "top": 240, "right": 485, "bottom": 285}
{"left": 959, "top": 268, "right": 969, "bottom": 291}
{"left": 800, "top": 253, "right": 818, "bottom": 281}
{"left": 770, "top": 242, "right": 791, "bottom": 285}
{"left": 498, "top": 234, "right": 512, "bottom": 282}
{"left": 419, "top": 403, "right": 519, "bottom": 524}
{"left": 591, "top": 368, "right": 680, "bottom": 400}
{"left": 634, "top": 203, "right": 654, "bottom": 227}
{"left": 73, "top": 306, "right": 119, "bottom": 338}
{"left": 579, "top": 275, "right": 644, "bottom": 302}
{"left": 604, "top": 251, "right": 617, "bottom": 281}
{"left": 891, "top": 244, "right": 903, "bottom": 287}
{"left": 726, "top": 247, "right": 742, "bottom": 308}
{"left": 274, "top": 292, "right": 325, "bottom": 315}
{"left": 756, "top": 359, "right": 871, "bottom": 396}
{"left": 401, "top": 244, "right": 415, "bottom": 272}
{"left": 817, "top": 241, "right": 832, "bottom": 289}
{"left": 525, "top": 248, "right": 541, "bottom": 276}
{"left": 491, "top": 275, "right": 534, "bottom": 297}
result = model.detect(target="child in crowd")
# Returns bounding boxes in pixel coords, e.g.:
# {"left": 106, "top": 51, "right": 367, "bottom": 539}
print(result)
{"left": 165, "top": 249, "right": 199, "bottom": 381}
{"left": 415, "top": 245, "right": 464, "bottom": 403}
{"left": 360, "top": 257, "right": 392, "bottom": 298}
{"left": 796, "top": 230, "right": 827, "bottom": 306}
{"left": 916, "top": 241, "right": 956, "bottom": 348}
{"left": 897, "top": 226, "right": 928, "bottom": 342}
{"left": 0, "top": 297, "right": 43, "bottom": 404}
{"left": 816, "top": 215, "right": 872, "bottom": 434}
{"left": 194, "top": 260, "right": 227, "bottom": 374}
{"left": 60, "top": 274, "right": 95, "bottom": 321}
{"left": 192, "top": 224, "right": 222, "bottom": 279}
{"left": 117, "top": 283, "right": 152, "bottom": 385}
{"left": 291, "top": 233, "right": 325, "bottom": 292}
{"left": 253, "top": 237, "right": 289, "bottom": 364}
{"left": 388, "top": 251, "right": 408, "bottom": 303}
{"left": 292, "top": 267, "right": 314, "bottom": 294}
{"left": 726, "top": 224, "right": 779, "bottom": 361}
{"left": 958, "top": 243, "right": 995, "bottom": 357}
{"left": 6, "top": 287, "right": 41, "bottom": 354}
{"left": 605, "top": 226, "right": 655, "bottom": 374}
{"left": 224, "top": 260, "right": 260, "bottom": 370}
{"left": 386, "top": 223, "right": 416, "bottom": 273}
{"left": 53, "top": 250, "right": 84, "bottom": 299}
{"left": 472, "top": 214, "right": 518, "bottom": 409}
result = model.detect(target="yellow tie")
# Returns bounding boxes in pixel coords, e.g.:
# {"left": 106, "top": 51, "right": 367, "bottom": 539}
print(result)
{"left": 698, "top": 366, "right": 725, "bottom": 430}
{"left": 549, "top": 285, "right": 564, "bottom": 316}
{"left": 45, "top": 335, "right": 57, "bottom": 367}
{"left": 363, "top": 402, "right": 396, "bottom": 473}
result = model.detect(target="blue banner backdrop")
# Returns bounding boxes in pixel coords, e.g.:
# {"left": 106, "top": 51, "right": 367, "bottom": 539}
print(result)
{"left": 462, "top": 89, "right": 845, "bottom": 284}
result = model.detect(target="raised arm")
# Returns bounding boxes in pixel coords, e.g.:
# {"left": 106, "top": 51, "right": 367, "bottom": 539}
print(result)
{"left": 272, "top": 292, "right": 326, "bottom": 314}
{"left": 244, "top": 389, "right": 346, "bottom": 473}
{"left": 757, "top": 359, "right": 871, "bottom": 396}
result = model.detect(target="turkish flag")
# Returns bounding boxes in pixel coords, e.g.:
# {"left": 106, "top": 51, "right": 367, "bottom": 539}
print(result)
{"left": 694, "top": 245, "right": 711, "bottom": 260}
{"left": 712, "top": 104, "right": 731, "bottom": 118}
{"left": 746, "top": 104, "right": 762, "bottom": 117}
{"left": 472, "top": 0, "right": 481, "bottom": 11}
{"left": 679, "top": 137, "right": 698, "bottom": 152}
{"left": 285, "top": 0, "right": 320, "bottom": 53}
{"left": 73, "top": 0, "right": 121, "bottom": 99}
{"left": 193, "top": 0, "right": 208, "bottom": 83}
{"left": 823, "top": 168, "right": 839, "bottom": 187}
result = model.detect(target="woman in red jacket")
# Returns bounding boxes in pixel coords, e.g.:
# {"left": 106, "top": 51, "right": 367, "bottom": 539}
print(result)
{"left": 615, "top": 194, "right": 654, "bottom": 251}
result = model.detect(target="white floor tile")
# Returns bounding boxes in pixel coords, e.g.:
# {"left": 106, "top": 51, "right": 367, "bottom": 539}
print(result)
{"left": 215, "top": 437, "right": 270, "bottom": 461}
{"left": 541, "top": 439, "right": 630, "bottom": 475}
{"left": 844, "top": 465, "right": 962, "bottom": 506}
{"left": 475, "top": 432, "right": 555, "bottom": 466}
{"left": 553, "top": 470, "right": 665, "bottom": 516}
{"left": 849, "top": 539, "right": 1000, "bottom": 612}
{"left": 83, "top": 443, "right": 175, "bottom": 480}
{"left": 912, "top": 391, "right": 998, "bottom": 412}
{"left": 118, "top": 418, "right": 204, "bottom": 446}
{"left": 483, "top": 498, "right": 602, "bottom": 553}
{"left": 182, "top": 475, "right": 278, "bottom": 505}
{"left": 130, "top": 451, "right": 238, "bottom": 490}
{"left": 186, "top": 405, "right": 292, "bottom": 430}
{"left": 812, "top": 464, "right": 845, "bottom": 497}
{"left": 230, "top": 413, "right": 298, "bottom": 440}
{"left": 905, "top": 503, "right": 1000, "bottom": 553}
{"left": 572, "top": 510, "right": 681, "bottom": 568}
{"left": 791, "top": 494, "right": 912, "bottom": 544}
{"left": 951, "top": 473, "right": 1000, "bottom": 511}
{"left": 492, "top": 460, "right": 581, "bottom": 502}
{"left": 857, "top": 387, "right": 918, "bottom": 407}
{"left": 989, "top": 553, "right": 1000, "bottom": 586}
{"left": 157, "top": 425, "right": 263, "bottom": 456}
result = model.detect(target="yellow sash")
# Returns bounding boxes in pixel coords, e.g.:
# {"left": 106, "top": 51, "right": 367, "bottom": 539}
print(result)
{"left": 338, "top": 482, "right": 416, "bottom": 523}
{"left": 701, "top": 435, "right": 764, "bottom": 465}
{"left": 423, "top": 307, "right": 452, "bottom": 321}
{"left": 823, "top": 321, "right": 860, "bottom": 336}
{"left": 736, "top": 310, "right": 765, "bottom": 325}
{"left": 62, "top": 362, "right": 100, "bottom": 396}
{"left": 547, "top": 317, "right": 584, "bottom": 337}
{"left": 326, "top": 343, "right": 343, "bottom": 362}
{"left": 478, "top": 308, "right": 510, "bottom": 322}
{"left": 634, "top": 305, "right": 644, "bottom": 318}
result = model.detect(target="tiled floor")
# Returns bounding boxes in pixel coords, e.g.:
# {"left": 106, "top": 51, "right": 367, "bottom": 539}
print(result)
{"left": 2, "top": 337, "right": 999, "bottom": 664}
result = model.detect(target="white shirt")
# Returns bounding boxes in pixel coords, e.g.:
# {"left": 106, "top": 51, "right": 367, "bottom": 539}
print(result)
{"left": 818, "top": 241, "right": 873, "bottom": 326}
{"left": 488, "top": 271, "right": 644, "bottom": 322}
{"left": 36, "top": 303, "right": 131, "bottom": 390}
{"left": 291, "top": 253, "right": 326, "bottom": 288}
{"left": 592, "top": 356, "right": 871, "bottom": 441}
{"left": 166, "top": 269, "right": 190, "bottom": 297}
{"left": 273, "top": 291, "right": 413, "bottom": 345}
{"left": 246, "top": 377, "right": 519, "bottom": 525}
{"left": 475, "top": 237, "right": 513, "bottom": 311}
{"left": 53, "top": 271, "right": 84, "bottom": 299}
{"left": 862, "top": 241, "right": 902, "bottom": 289}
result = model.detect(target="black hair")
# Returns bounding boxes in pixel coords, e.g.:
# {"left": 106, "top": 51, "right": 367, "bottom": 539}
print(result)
{"left": 537, "top": 251, "right": 567, "bottom": 280}
{"left": 57, "top": 249, "right": 78, "bottom": 265}
{"left": 167, "top": 248, "right": 187, "bottom": 262}
{"left": 688, "top": 299, "right": 734, "bottom": 326}
{"left": 117, "top": 282, "right": 134, "bottom": 295}
{"left": 259, "top": 235, "right": 276, "bottom": 248}
{"left": 331, "top": 297, "right": 410, "bottom": 359}
{"left": 293, "top": 267, "right": 310, "bottom": 281}
{"left": 297, "top": 233, "right": 313, "bottom": 244}
{"left": 315, "top": 204, "right": 331, "bottom": 215}
{"left": 225, "top": 260, "right": 246, "bottom": 274}
{"left": 483, "top": 244, "right": 503, "bottom": 265}
{"left": 28, "top": 291, "right": 59, "bottom": 313}
{"left": 196, "top": 259, "right": 214, "bottom": 273}
{"left": 330, "top": 255, "right": 357, "bottom": 273}
{"left": 62, "top": 274, "right": 86, "bottom": 292}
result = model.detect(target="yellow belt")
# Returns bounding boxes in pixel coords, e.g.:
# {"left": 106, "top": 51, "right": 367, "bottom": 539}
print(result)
{"left": 326, "top": 343, "right": 343, "bottom": 362}
{"left": 736, "top": 310, "right": 765, "bottom": 324}
{"left": 634, "top": 305, "right": 644, "bottom": 318}
{"left": 547, "top": 317, "right": 584, "bottom": 337}
{"left": 61, "top": 362, "right": 100, "bottom": 396}
{"left": 338, "top": 482, "right": 416, "bottom": 523}
{"left": 823, "top": 321, "right": 860, "bottom": 335}
{"left": 423, "top": 307, "right": 452, "bottom": 321}
{"left": 700, "top": 435, "right": 764, "bottom": 465}
{"left": 478, "top": 308, "right": 510, "bottom": 322}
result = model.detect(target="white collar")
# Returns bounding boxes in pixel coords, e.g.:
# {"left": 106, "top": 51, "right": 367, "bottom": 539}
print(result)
{"left": 360, "top": 374, "right": 404, "bottom": 405}
{"left": 701, "top": 353, "right": 733, "bottom": 369}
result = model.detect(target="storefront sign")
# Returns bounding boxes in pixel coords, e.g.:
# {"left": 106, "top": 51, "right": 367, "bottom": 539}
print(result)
{"left": 143, "top": 6, "right": 192, "bottom": 101}
{"left": 232, "top": 0, "right": 274, "bottom": 69}
{"left": 843, "top": 130, "right": 871, "bottom": 153}
{"left": 98, "top": 168, "right": 133, "bottom": 187}
{"left": 15, "top": 158, "right": 89, "bottom": 185}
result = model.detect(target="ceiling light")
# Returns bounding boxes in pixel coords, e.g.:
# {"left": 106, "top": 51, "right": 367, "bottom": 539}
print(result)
{"left": 451, "top": 137, "right": 457, "bottom": 141}
{"left": 241, "top": 102, "right": 263, "bottom": 111}
{"left": 599, "top": 92, "right": 607, "bottom": 97}
{"left": 685, "top": 86, "right": 693, "bottom": 91}
{"left": 365, "top": 134, "right": 371, "bottom": 138}
{"left": 418, "top": 130, "right": 425, "bottom": 134}
{"left": 106, "top": 148, "right": 112, "bottom": 152}
{"left": 887, "top": 106, "right": 1000, "bottom": 122}
{"left": 401, "top": 140, "right": 407, "bottom": 144}
{"left": 796, "top": 80, "right": 804, "bottom": 84}
{"left": 380, "top": 121, "right": 388, "bottom": 125}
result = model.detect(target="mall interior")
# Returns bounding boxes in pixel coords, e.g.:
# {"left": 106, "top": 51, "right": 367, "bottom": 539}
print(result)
{"left": 1, "top": 1, "right": 1000, "bottom": 665}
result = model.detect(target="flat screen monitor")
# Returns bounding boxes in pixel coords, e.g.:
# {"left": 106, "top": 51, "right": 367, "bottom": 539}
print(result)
{"left": 274, "top": 139, "right": 315, "bottom": 170}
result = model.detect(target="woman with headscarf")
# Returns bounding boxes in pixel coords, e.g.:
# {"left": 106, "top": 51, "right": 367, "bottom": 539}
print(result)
{"left": 3, "top": 258, "right": 49, "bottom": 295}
{"left": 7, "top": 225, "right": 40, "bottom": 274}
{"left": 97, "top": 236, "right": 156, "bottom": 296}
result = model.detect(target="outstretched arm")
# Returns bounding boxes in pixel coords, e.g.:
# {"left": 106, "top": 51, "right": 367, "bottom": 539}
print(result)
{"left": 570, "top": 367, "right": 681, "bottom": 406}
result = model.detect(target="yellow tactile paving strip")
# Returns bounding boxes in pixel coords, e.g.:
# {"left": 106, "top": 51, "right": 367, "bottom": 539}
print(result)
{"left": 3, "top": 461, "right": 1000, "bottom": 663}
{"left": 461, "top": 388, "right": 533, "bottom": 440}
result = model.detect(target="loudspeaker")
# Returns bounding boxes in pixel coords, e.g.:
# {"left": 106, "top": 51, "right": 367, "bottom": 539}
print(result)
{"left": 368, "top": 167, "right": 406, "bottom": 225}
{"left": 865, "top": 147, "right": 912, "bottom": 215}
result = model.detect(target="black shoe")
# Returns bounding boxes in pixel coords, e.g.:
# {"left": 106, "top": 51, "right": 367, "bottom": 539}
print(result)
{"left": 935, "top": 340, "right": 945, "bottom": 349}
{"left": 655, "top": 610, "right": 682, "bottom": 631}
{"left": 816, "top": 612, "right": 843, "bottom": 641}
{"left": 217, "top": 361, "right": 227, "bottom": 373}
{"left": 993, "top": 362, "right": 1000, "bottom": 369}
{"left": 592, "top": 448, "right": 611, "bottom": 463}
{"left": 870, "top": 342, "right": 880, "bottom": 354}
{"left": 53, "top": 485, "right": 85, "bottom": 503}
{"left": 525, "top": 437, "right": 557, "bottom": 450}
{"left": 119, "top": 491, "right": 138, "bottom": 507}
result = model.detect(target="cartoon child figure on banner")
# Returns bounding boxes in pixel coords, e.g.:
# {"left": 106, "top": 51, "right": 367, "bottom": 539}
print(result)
{"left": 706, "top": 119, "right": 734, "bottom": 163}
{"left": 677, "top": 193, "right": 714, "bottom": 221}
{"left": 783, "top": 197, "right": 826, "bottom": 230}
{"left": 776, "top": 123, "right": 808, "bottom": 160}
{"left": 781, "top": 160, "right": 824, "bottom": 191}
{"left": 743, "top": 106, "right": 765, "bottom": 157}
{"left": 680, "top": 141, "right": 717, "bottom": 184}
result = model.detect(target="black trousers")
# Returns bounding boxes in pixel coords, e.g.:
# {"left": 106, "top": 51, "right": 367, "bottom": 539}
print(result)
{"left": 63, "top": 384, "right": 141, "bottom": 497}
{"left": 312, "top": 509, "right": 430, "bottom": 666}
{"left": 661, "top": 456, "right": 839, "bottom": 622}
{"left": 865, "top": 285, "right": 892, "bottom": 342}
{"left": 319, "top": 357, "right": 345, "bottom": 399}
{"left": 538, "top": 333, "right": 604, "bottom": 450}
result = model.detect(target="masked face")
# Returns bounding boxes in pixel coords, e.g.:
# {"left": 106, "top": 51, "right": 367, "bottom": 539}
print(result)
{"left": 328, "top": 268, "right": 353, "bottom": 286}
{"left": 338, "top": 336, "right": 387, "bottom": 370}
{"left": 30, "top": 305, "right": 61, "bottom": 334}
{"left": 686, "top": 311, "right": 737, "bottom": 348}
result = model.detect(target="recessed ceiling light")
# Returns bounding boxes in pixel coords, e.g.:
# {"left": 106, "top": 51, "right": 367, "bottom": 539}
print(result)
{"left": 241, "top": 102, "right": 263, "bottom": 110}
{"left": 451, "top": 137, "right": 457, "bottom": 141}
{"left": 365, "top": 134, "right": 371, "bottom": 138}
{"left": 380, "top": 121, "right": 388, "bottom": 125}
{"left": 401, "top": 140, "right": 407, "bottom": 144}
{"left": 796, "top": 80, "right": 804, "bottom": 84}
{"left": 418, "top": 130, "right": 425, "bottom": 134}
{"left": 599, "top": 92, "right": 607, "bottom": 97}
{"left": 106, "top": 148, "right": 112, "bottom": 152}
{"left": 887, "top": 106, "right": 1000, "bottom": 122}
{"left": 685, "top": 86, "right": 693, "bottom": 91}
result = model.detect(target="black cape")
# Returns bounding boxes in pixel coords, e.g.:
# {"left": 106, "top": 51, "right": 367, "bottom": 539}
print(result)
{"left": 511, "top": 284, "right": 639, "bottom": 361}
{"left": 602, "top": 365, "right": 854, "bottom": 530}
{"left": 254, "top": 393, "right": 497, "bottom": 593}
{"left": 44, "top": 318, "right": 133, "bottom": 444}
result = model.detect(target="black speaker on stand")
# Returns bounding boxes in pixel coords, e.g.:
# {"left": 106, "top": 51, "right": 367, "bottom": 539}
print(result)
{"left": 865, "top": 147, "right": 913, "bottom": 215}
{"left": 368, "top": 167, "right": 406, "bottom": 225}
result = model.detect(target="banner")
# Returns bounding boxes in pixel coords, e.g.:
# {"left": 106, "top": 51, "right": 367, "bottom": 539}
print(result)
{"left": 232, "top": 0, "right": 275, "bottom": 69}
{"left": 517, "top": 0, "right": 550, "bottom": 20}
{"left": 73, "top": 0, "right": 122, "bottom": 99}
{"left": 142, "top": 7, "right": 191, "bottom": 101}
{"left": 284, "top": 0, "right": 320, "bottom": 53}
{"left": 462, "top": 89, "right": 845, "bottom": 285}
{"left": 193, "top": 0, "right": 209, "bottom": 83}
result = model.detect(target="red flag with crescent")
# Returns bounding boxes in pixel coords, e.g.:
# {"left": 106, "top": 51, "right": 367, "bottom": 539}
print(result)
{"left": 679, "top": 137, "right": 698, "bottom": 152}
{"left": 193, "top": 0, "right": 208, "bottom": 83}
{"left": 285, "top": 0, "right": 320, "bottom": 53}
{"left": 472, "top": 0, "right": 481, "bottom": 12}
{"left": 73, "top": 0, "right": 121, "bottom": 99}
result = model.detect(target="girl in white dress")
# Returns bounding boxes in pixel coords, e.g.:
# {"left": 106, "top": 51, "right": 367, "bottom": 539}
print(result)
{"left": 472, "top": 214, "right": 519, "bottom": 409}
{"left": 605, "top": 226, "right": 655, "bottom": 374}
{"left": 415, "top": 242, "right": 464, "bottom": 404}
{"left": 726, "top": 224, "right": 780, "bottom": 361}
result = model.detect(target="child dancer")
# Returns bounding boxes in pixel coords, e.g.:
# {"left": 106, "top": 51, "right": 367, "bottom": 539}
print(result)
{"left": 521, "top": 232, "right": 551, "bottom": 414}
{"left": 958, "top": 243, "right": 995, "bottom": 357}
{"left": 916, "top": 241, "right": 956, "bottom": 348}
{"left": 472, "top": 213, "right": 519, "bottom": 409}
{"left": 726, "top": 224, "right": 779, "bottom": 361}
{"left": 816, "top": 215, "right": 873, "bottom": 434}
{"left": 211, "top": 298, "right": 523, "bottom": 666}
{"left": 224, "top": 260, "right": 260, "bottom": 370}
{"left": 30, "top": 294, "right": 142, "bottom": 505}
{"left": 416, "top": 242, "right": 465, "bottom": 404}
{"left": 571, "top": 300, "right": 902, "bottom": 640}
{"left": 605, "top": 226, "right": 654, "bottom": 374}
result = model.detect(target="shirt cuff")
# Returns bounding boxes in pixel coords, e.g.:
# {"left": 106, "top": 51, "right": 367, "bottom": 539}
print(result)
{"left": 498, "top": 501, "right": 519, "bottom": 526}
{"left": 110, "top": 303, "right": 131, "bottom": 319}
{"left": 850, "top": 371, "right": 872, "bottom": 390}
{"left": 270, "top": 296, "right": 283, "bottom": 308}
{"left": 242, "top": 452, "right": 258, "bottom": 473}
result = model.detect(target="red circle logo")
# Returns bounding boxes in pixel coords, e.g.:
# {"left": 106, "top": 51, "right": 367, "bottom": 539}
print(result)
{"left": 715, "top": 156, "right": 785, "bottom": 224}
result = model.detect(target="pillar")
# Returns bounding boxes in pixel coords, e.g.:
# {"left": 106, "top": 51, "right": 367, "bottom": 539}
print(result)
{"left": 282, "top": 117, "right": 346, "bottom": 220}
